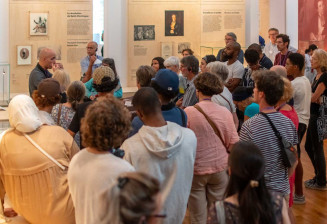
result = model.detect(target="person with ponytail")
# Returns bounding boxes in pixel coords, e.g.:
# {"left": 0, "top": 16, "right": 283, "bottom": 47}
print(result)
{"left": 51, "top": 80, "right": 85, "bottom": 147}
{"left": 107, "top": 172, "right": 164, "bottom": 224}
{"left": 207, "top": 141, "right": 290, "bottom": 224}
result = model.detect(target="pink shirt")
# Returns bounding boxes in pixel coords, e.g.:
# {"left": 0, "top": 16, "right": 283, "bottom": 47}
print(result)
{"left": 185, "top": 101, "right": 239, "bottom": 175}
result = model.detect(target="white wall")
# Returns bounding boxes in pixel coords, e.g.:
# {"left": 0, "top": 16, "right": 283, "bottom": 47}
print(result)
{"left": 286, "top": 0, "right": 298, "bottom": 48}
{"left": 245, "top": 0, "right": 260, "bottom": 46}
{"left": 103, "top": 0, "right": 128, "bottom": 87}
{"left": 269, "top": 0, "right": 286, "bottom": 33}
{"left": 0, "top": 0, "right": 9, "bottom": 64}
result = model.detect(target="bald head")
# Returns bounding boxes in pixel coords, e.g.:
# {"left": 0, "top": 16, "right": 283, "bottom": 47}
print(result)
{"left": 270, "top": 65, "right": 287, "bottom": 78}
{"left": 87, "top": 41, "right": 98, "bottom": 56}
{"left": 39, "top": 48, "right": 56, "bottom": 70}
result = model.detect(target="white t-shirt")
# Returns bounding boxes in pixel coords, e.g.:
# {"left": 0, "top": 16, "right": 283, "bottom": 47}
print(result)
{"left": 68, "top": 149, "right": 135, "bottom": 224}
{"left": 224, "top": 60, "right": 244, "bottom": 82}
{"left": 291, "top": 76, "right": 312, "bottom": 125}
{"left": 211, "top": 87, "right": 236, "bottom": 113}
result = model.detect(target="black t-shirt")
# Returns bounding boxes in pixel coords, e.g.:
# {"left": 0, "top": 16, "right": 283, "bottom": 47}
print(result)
{"left": 68, "top": 100, "right": 94, "bottom": 147}
{"left": 311, "top": 72, "right": 327, "bottom": 115}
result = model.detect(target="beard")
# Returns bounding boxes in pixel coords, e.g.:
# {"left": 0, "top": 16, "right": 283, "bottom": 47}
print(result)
{"left": 222, "top": 51, "right": 233, "bottom": 60}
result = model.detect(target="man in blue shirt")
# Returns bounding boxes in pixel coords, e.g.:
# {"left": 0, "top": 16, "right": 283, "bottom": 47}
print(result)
{"left": 80, "top": 41, "right": 103, "bottom": 82}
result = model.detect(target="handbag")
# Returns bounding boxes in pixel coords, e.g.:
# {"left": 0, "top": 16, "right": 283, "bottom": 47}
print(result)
{"left": 317, "top": 95, "right": 327, "bottom": 141}
{"left": 194, "top": 104, "right": 229, "bottom": 153}
{"left": 260, "top": 112, "right": 297, "bottom": 168}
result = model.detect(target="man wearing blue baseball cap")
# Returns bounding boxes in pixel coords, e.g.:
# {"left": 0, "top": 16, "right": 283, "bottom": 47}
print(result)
{"left": 129, "top": 69, "right": 187, "bottom": 137}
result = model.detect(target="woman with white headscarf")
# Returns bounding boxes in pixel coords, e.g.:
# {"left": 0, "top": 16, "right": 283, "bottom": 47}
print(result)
{"left": 0, "top": 95, "right": 79, "bottom": 224}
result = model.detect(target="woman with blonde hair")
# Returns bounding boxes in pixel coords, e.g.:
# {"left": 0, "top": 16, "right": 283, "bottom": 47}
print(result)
{"left": 305, "top": 49, "right": 327, "bottom": 190}
{"left": 51, "top": 81, "right": 85, "bottom": 147}
{"left": 0, "top": 94, "right": 78, "bottom": 224}
{"left": 275, "top": 77, "right": 299, "bottom": 209}
{"left": 107, "top": 172, "right": 163, "bottom": 224}
{"left": 53, "top": 69, "right": 71, "bottom": 103}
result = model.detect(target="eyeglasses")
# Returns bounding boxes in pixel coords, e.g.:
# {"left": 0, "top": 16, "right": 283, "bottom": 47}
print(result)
{"left": 86, "top": 47, "right": 95, "bottom": 50}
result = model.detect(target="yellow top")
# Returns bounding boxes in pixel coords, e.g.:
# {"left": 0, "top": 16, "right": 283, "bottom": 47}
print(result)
{"left": 0, "top": 125, "right": 79, "bottom": 224}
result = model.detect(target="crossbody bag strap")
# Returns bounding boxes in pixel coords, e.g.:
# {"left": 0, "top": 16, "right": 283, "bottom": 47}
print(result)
{"left": 57, "top": 104, "right": 63, "bottom": 125}
{"left": 177, "top": 107, "right": 186, "bottom": 127}
{"left": 194, "top": 104, "right": 228, "bottom": 152}
{"left": 260, "top": 112, "right": 282, "bottom": 140}
{"left": 24, "top": 134, "right": 66, "bottom": 171}
{"left": 219, "top": 94, "right": 233, "bottom": 112}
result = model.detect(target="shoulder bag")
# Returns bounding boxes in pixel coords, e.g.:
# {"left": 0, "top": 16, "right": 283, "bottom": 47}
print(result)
{"left": 260, "top": 112, "right": 297, "bottom": 168}
{"left": 194, "top": 104, "right": 229, "bottom": 153}
{"left": 317, "top": 95, "right": 327, "bottom": 141}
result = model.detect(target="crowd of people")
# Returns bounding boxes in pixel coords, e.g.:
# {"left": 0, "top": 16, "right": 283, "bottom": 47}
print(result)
{"left": 0, "top": 27, "right": 326, "bottom": 224}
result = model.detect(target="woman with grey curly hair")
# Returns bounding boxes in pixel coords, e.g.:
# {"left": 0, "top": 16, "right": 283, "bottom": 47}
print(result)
{"left": 68, "top": 95, "right": 135, "bottom": 224}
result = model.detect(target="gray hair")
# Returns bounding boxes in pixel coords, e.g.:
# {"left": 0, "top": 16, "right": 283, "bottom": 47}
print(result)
{"left": 226, "top": 32, "right": 237, "bottom": 41}
{"left": 164, "top": 56, "right": 180, "bottom": 67}
{"left": 206, "top": 61, "right": 229, "bottom": 82}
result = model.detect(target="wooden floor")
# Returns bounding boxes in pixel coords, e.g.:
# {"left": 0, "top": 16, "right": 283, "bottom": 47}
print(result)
{"left": 183, "top": 136, "right": 327, "bottom": 224}
{"left": 292, "top": 136, "right": 327, "bottom": 224}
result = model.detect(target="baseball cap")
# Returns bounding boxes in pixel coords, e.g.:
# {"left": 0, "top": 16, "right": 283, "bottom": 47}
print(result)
{"left": 152, "top": 69, "right": 179, "bottom": 92}
{"left": 37, "top": 78, "right": 61, "bottom": 98}
{"left": 92, "top": 66, "right": 118, "bottom": 93}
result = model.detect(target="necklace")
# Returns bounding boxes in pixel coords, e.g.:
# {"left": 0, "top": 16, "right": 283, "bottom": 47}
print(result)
{"left": 276, "top": 102, "right": 287, "bottom": 111}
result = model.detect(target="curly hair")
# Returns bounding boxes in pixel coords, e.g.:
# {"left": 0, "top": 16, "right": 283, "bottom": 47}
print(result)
{"left": 280, "top": 77, "right": 294, "bottom": 102}
{"left": 81, "top": 95, "right": 131, "bottom": 151}
{"left": 32, "top": 90, "right": 61, "bottom": 108}
{"left": 253, "top": 70, "right": 284, "bottom": 106}
{"left": 194, "top": 72, "right": 223, "bottom": 96}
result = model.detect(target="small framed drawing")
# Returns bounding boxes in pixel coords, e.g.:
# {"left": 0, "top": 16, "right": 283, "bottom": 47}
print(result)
{"left": 17, "top": 46, "right": 32, "bottom": 65}
{"left": 30, "top": 13, "right": 48, "bottom": 36}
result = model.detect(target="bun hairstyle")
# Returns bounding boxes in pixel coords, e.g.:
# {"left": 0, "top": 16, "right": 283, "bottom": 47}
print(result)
{"left": 67, "top": 81, "right": 86, "bottom": 111}
{"left": 107, "top": 172, "right": 160, "bottom": 224}
{"left": 225, "top": 141, "right": 276, "bottom": 224}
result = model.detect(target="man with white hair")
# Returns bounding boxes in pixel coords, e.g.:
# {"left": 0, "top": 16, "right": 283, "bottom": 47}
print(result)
{"left": 29, "top": 48, "right": 57, "bottom": 96}
{"left": 216, "top": 32, "right": 244, "bottom": 64}
{"left": 164, "top": 56, "right": 187, "bottom": 96}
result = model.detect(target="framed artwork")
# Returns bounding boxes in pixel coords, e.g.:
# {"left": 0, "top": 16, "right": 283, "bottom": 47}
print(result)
{"left": 17, "top": 46, "right": 32, "bottom": 65}
{"left": 178, "top": 42, "right": 191, "bottom": 53}
{"left": 134, "top": 25, "right": 155, "bottom": 41}
{"left": 30, "top": 13, "right": 48, "bottom": 36}
{"left": 165, "top": 10, "right": 184, "bottom": 36}
{"left": 161, "top": 42, "right": 173, "bottom": 59}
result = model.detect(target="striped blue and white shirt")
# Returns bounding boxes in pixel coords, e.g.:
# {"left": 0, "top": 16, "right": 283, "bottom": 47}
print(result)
{"left": 240, "top": 112, "right": 298, "bottom": 195}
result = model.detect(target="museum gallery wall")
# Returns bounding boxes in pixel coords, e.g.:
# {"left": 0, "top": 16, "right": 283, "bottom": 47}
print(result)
{"left": 127, "top": 0, "right": 271, "bottom": 87}
{"left": 9, "top": 0, "right": 93, "bottom": 93}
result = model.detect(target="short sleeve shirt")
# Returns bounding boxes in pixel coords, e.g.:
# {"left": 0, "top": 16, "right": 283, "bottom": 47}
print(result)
{"left": 224, "top": 61, "right": 244, "bottom": 82}
{"left": 182, "top": 77, "right": 198, "bottom": 107}
{"left": 240, "top": 112, "right": 298, "bottom": 195}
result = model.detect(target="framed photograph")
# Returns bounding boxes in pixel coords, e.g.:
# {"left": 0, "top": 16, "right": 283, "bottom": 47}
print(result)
{"left": 17, "top": 46, "right": 32, "bottom": 65}
{"left": 178, "top": 42, "right": 191, "bottom": 53}
{"left": 134, "top": 25, "right": 155, "bottom": 41}
{"left": 30, "top": 13, "right": 48, "bottom": 36}
{"left": 165, "top": 10, "right": 184, "bottom": 36}
{"left": 161, "top": 42, "right": 173, "bottom": 59}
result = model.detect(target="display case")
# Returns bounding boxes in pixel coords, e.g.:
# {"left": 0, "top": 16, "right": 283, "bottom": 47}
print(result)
{"left": 0, "top": 64, "right": 10, "bottom": 106}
